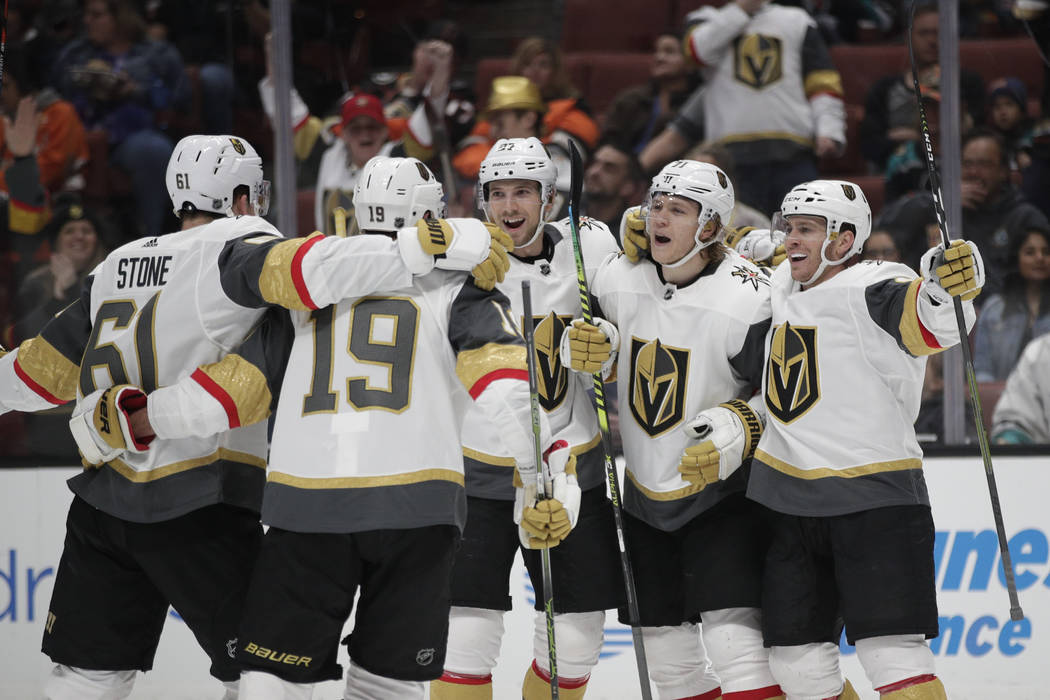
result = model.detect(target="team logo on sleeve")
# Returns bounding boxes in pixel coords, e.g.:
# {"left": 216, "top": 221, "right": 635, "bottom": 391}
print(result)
{"left": 629, "top": 337, "right": 689, "bottom": 437}
{"left": 765, "top": 322, "right": 820, "bottom": 424}
{"left": 734, "top": 34, "right": 783, "bottom": 88}
{"left": 529, "top": 312, "right": 572, "bottom": 411}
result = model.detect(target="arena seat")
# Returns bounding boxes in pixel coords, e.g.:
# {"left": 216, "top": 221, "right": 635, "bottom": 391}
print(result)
{"left": 297, "top": 189, "right": 316, "bottom": 237}
{"left": 561, "top": 0, "right": 674, "bottom": 52}
{"left": 569, "top": 52, "right": 653, "bottom": 116}
{"left": 959, "top": 38, "right": 1044, "bottom": 103}
{"left": 819, "top": 103, "right": 866, "bottom": 176}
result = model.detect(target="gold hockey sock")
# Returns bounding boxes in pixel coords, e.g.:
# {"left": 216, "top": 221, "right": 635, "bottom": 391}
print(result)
{"left": 522, "top": 660, "right": 590, "bottom": 700}
{"left": 877, "top": 675, "right": 947, "bottom": 699}
{"left": 430, "top": 671, "right": 493, "bottom": 700}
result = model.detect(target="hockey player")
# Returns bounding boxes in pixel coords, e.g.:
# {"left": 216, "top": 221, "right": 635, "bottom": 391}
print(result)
{"left": 112, "top": 155, "right": 574, "bottom": 700}
{"left": 703, "top": 180, "right": 981, "bottom": 699}
{"left": 561, "top": 160, "right": 782, "bottom": 700}
{"left": 430, "top": 137, "right": 623, "bottom": 700}
{"left": 0, "top": 138, "right": 513, "bottom": 699}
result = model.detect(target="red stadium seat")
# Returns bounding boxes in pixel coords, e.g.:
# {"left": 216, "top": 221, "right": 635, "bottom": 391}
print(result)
{"left": 561, "top": 0, "right": 674, "bottom": 52}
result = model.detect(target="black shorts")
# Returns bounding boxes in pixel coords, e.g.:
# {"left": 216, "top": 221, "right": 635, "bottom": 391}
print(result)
{"left": 236, "top": 524, "right": 458, "bottom": 683}
{"left": 42, "top": 496, "right": 262, "bottom": 681}
{"left": 617, "top": 494, "right": 771, "bottom": 627}
{"left": 762, "top": 504, "right": 939, "bottom": 647}
{"left": 450, "top": 486, "right": 625, "bottom": 613}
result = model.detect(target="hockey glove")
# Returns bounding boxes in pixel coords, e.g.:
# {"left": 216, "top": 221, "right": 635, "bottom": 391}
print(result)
{"left": 514, "top": 442, "right": 581, "bottom": 549}
{"left": 619, "top": 206, "right": 649, "bottom": 263}
{"left": 559, "top": 317, "right": 618, "bottom": 380}
{"left": 678, "top": 399, "right": 763, "bottom": 487}
{"left": 69, "top": 385, "right": 153, "bottom": 466}
{"left": 397, "top": 218, "right": 513, "bottom": 289}
{"left": 733, "top": 227, "right": 787, "bottom": 266}
{"left": 920, "top": 239, "right": 984, "bottom": 303}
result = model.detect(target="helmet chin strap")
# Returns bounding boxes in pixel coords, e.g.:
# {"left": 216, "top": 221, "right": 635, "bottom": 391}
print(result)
{"left": 800, "top": 235, "right": 849, "bottom": 287}
{"left": 514, "top": 221, "right": 545, "bottom": 250}
{"left": 661, "top": 220, "right": 720, "bottom": 270}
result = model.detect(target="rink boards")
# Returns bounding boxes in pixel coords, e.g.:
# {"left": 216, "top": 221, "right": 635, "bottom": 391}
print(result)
{"left": 1, "top": 455, "right": 1047, "bottom": 699}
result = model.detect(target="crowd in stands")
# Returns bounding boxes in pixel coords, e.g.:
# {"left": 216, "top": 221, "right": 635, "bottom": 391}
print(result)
{"left": 2, "top": 0, "right": 1050, "bottom": 457}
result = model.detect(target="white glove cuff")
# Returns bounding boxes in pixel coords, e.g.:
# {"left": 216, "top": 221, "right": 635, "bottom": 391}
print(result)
{"left": 396, "top": 227, "right": 437, "bottom": 275}
{"left": 434, "top": 218, "right": 492, "bottom": 271}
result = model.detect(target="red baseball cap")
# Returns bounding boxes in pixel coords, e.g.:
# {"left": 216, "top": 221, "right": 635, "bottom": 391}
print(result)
{"left": 341, "top": 93, "right": 386, "bottom": 128}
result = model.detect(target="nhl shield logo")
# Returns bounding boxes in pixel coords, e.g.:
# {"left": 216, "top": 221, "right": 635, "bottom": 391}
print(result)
{"left": 765, "top": 322, "right": 820, "bottom": 424}
{"left": 529, "top": 312, "right": 571, "bottom": 411}
{"left": 416, "top": 648, "right": 435, "bottom": 666}
{"left": 229, "top": 137, "right": 246, "bottom": 155}
{"left": 629, "top": 337, "right": 690, "bottom": 437}
{"left": 734, "top": 34, "right": 783, "bottom": 88}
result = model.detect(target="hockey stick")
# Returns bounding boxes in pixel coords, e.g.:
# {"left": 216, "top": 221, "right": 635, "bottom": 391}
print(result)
{"left": 522, "top": 280, "right": 559, "bottom": 700}
{"left": 566, "top": 141, "right": 653, "bottom": 699}
{"left": 0, "top": 0, "right": 8, "bottom": 92}
{"left": 908, "top": 0, "right": 1023, "bottom": 621}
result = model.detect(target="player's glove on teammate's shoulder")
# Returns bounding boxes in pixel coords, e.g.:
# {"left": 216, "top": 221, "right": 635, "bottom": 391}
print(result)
{"left": 397, "top": 217, "right": 513, "bottom": 289}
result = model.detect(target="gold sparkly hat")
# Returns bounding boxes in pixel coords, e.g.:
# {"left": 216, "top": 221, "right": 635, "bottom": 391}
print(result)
{"left": 485, "top": 76, "right": 546, "bottom": 118}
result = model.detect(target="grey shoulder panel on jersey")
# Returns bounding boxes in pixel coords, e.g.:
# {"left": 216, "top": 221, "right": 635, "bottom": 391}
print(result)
{"left": 39, "top": 275, "right": 95, "bottom": 365}
{"left": 863, "top": 276, "right": 913, "bottom": 353}
{"left": 217, "top": 232, "right": 284, "bottom": 309}
{"left": 447, "top": 279, "right": 524, "bottom": 353}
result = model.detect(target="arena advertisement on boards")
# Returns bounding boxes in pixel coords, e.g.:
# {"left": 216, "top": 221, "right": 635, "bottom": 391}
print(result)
{"left": 1, "top": 456, "right": 1046, "bottom": 699}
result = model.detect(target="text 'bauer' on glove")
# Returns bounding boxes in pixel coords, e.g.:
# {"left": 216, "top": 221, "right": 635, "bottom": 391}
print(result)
{"left": 396, "top": 217, "right": 513, "bottom": 289}
{"left": 678, "top": 399, "right": 763, "bottom": 488}
{"left": 69, "top": 385, "right": 154, "bottom": 466}
{"left": 919, "top": 239, "right": 985, "bottom": 303}
{"left": 513, "top": 440, "right": 582, "bottom": 549}
{"left": 559, "top": 317, "right": 619, "bottom": 380}
{"left": 619, "top": 205, "right": 649, "bottom": 263}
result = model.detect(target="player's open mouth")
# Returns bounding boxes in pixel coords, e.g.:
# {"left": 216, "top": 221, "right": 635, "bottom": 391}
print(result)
{"left": 503, "top": 217, "right": 526, "bottom": 231}
{"left": 653, "top": 234, "right": 671, "bottom": 244}
{"left": 790, "top": 253, "right": 807, "bottom": 261}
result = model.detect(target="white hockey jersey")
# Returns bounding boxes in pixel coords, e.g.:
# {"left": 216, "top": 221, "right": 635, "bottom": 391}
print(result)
{"left": 232, "top": 270, "right": 536, "bottom": 534}
{"left": 686, "top": 2, "right": 845, "bottom": 162}
{"left": 460, "top": 217, "right": 620, "bottom": 500}
{"left": 592, "top": 249, "right": 772, "bottom": 531}
{"left": 4, "top": 215, "right": 282, "bottom": 522}
{"left": 992, "top": 333, "right": 1050, "bottom": 443}
{"left": 748, "top": 260, "right": 976, "bottom": 518}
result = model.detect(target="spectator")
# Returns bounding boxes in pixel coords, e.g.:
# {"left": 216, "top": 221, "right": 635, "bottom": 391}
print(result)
{"left": 992, "top": 332, "right": 1050, "bottom": 443}
{"left": 862, "top": 229, "right": 903, "bottom": 262}
{"left": 878, "top": 128, "right": 1050, "bottom": 289}
{"left": 143, "top": 0, "right": 236, "bottom": 134}
{"left": 688, "top": 141, "right": 771, "bottom": 229}
{"left": 986, "top": 77, "right": 1035, "bottom": 172}
{"left": 452, "top": 77, "right": 573, "bottom": 217}
{"left": 974, "top": 227, "right": 1050, "bottom": 381}
{"left": 581, "top": 140, "right": 646, "bottom": 236}
{"left": 881, "top": 89, "right": 976, "bottom": 203}
{"left": 602, "top": 32, "right": 702, "bottom": 153}
{"left": 51, "top": 0, "right": 189, "bottom": 238}
{"left": 859, "top": 1, "right": 984, "bottom": 173}
{"left": 13, "top": 199, "right": 108, "bottom": 459}
{"left": 642, "top": 0, "right": 847, "bottom": 216}
{"left": 510, "top": 37, "right": 599, "bottom": 155}
{"left": 0, "top": 47, "right": 88, "bottom": 195}
{"left": 14, "top": 200, "right": 108, "bottom": 342}
{"left": 0, "top": 98, "right": 51, "bottom": 338}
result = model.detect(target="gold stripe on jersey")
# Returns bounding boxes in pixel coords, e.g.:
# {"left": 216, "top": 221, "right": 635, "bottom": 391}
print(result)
{"left": 267, "top": 468, "right": 464, "bottom": 489}
{"left": 293, "top": 115, "right": 324, "bottom": 161}
{"left": 196, "top": 354, "right": 273, "bottom": 427}
{"left": 456, "top": 343, "right": 527, "bottom": 391}
{"left": 755, "top": 448, "right": 922, "bottom": 480}
{"left": 899, "top": 279, "right": 944, "bottom": 356}
{"left": 17, "top": 336, "right": 79, "bottom": 402}
{"left": 717, "top": 131, "right": 814, "bottom": 147}
{"left": 573, "top": 433, "right": 601, "bottom": 456}
{"left": 10, "top": 201, "right": 50, "bottom": 234}
{"left": 625, "top": 467, "right": 709, "bottom": 501}
{"left": 462, "top": 447, "right": 516, "bottom": 467}
{"left": 107, "top": 448, "right": 266, "bottom": 482}
{"left": 803, "top": 70, "right": 845, "bottom": 98}
{"left": 258, "top": 232, "right": 324, "bottom": 310}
